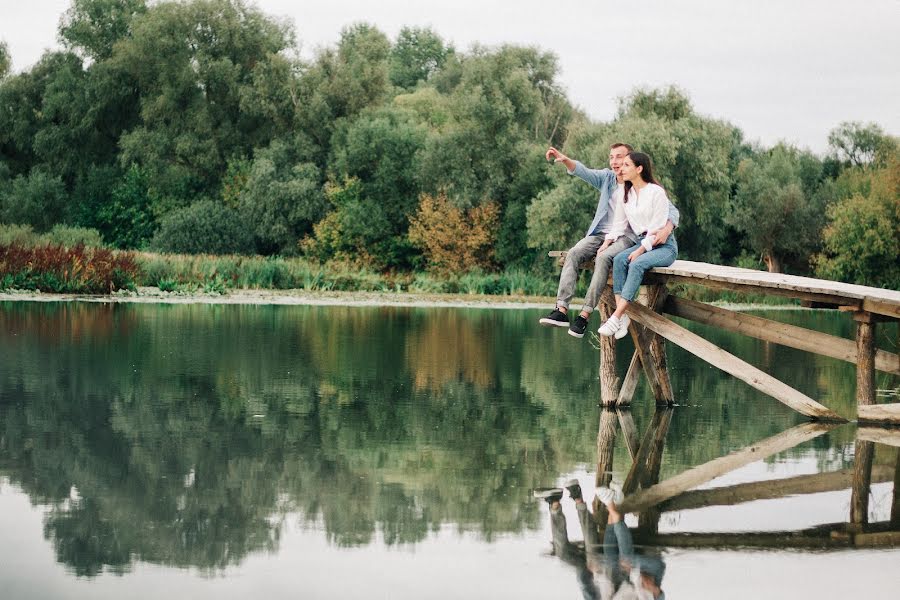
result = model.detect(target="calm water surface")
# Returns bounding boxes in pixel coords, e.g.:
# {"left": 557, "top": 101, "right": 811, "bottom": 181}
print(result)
{"left": 0, "top": 301, "right": 897, "bottom": 599}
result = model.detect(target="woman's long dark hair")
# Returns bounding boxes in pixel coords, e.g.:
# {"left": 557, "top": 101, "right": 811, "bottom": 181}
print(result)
{"left": 623, "top": 152, "right": 660, "bottom": 203}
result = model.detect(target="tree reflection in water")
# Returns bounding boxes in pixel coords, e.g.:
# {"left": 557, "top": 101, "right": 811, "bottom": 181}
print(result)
{"left": 0, "top": 302, "right": 896, "bottom": 577}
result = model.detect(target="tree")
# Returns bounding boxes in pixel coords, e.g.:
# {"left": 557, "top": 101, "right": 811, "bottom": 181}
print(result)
{"left": 728, "top": 145, "right": 826, "bottom": 273}
{"left": 0, "top": 40, "right": 10, "bottom": 79}
{"left": 151, "top": 199, "right": 254, "bottom": 255}
{"left": 828, "top": 121, "right": 898, "bottom": 168}
{"left": 814, "top": 152, "right": 900, "bottom": 288}
{"left": 115, "top": 0, "right": 295, "bottom": 202}
{"left": 0, "top": 169, "right": 68, "bottom": 231}
{"left": 59, "top": 0, "right": 148, "bottom": 61}
{"left": 236, "top": 138, "right": 324, "bottom": 255}
{"left": 408, "top": 192, "right": 500, "bottom": 275}
{"left": 294, "top": 23, "right": 392, "bottom": 154}
{"left": 389, "top": 27, "right": 452, "bottom": 90}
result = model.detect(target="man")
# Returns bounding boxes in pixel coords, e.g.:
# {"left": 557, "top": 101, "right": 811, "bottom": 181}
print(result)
{"left": 539, "top": 144, "right": 679, "bottom": 339}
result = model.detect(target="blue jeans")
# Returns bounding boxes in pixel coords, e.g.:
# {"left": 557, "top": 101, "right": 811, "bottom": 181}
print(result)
{"left": 612, "top": 235, "right": 677, "bottom": 302}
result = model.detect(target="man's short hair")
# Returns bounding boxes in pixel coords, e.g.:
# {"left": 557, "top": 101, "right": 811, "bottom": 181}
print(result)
{"left": 610, "top": 142, "right": 634, "bottom": 152}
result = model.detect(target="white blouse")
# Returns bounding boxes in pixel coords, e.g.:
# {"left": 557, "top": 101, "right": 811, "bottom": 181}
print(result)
{"left": 605, "top": 183, "right": 671, "bottom": 251}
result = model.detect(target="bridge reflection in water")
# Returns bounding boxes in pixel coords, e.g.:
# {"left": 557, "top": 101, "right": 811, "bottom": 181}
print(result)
{"left": 572, "top": 409, "right": 900, "bottom": 550}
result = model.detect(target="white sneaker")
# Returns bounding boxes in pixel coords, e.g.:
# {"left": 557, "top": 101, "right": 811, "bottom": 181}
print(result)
{"left": 596, "top": 483, "right": 624, "bottom": 507}
{"left": 615, "top": 314, "right": 631, "bottom": 340}
{"left": 597, "top": 316, "right": 620, "bottom": 337}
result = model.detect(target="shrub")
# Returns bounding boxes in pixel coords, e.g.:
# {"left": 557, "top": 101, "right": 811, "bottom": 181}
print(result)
{"left": 408, "top": 193, "right": 500, "bottom": 275}
{"left": 42, "top": 225, "right": 105, "bottom": 248}
{"left": 150, "top": 200, "right": 255, "bottom": 255}
{"left": 0, "top": 243, "right": 139, "bottom": 293}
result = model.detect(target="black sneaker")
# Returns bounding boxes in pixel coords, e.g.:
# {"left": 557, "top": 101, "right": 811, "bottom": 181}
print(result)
{"left": 564, "top": 478, "right": 583, "bottom": 501}
{"left": 539, "top": 309, "right": 569, "bottom": 328}
{"left": 533, "top": 487, "right": 564, "bottom": 504}
{"left": 568, "top": 315, "right": 588, "bottom": 338}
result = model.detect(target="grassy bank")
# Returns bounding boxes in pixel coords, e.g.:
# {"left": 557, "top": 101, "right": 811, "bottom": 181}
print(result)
{"left": 0, "top": 224, "right": 799, "bottom": 304}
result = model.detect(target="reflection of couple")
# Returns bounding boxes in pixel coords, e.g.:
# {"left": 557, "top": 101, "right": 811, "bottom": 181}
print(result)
{"left": 539, "top": 144, "right": 679, "bottom": 339}
{"left": 535, "top": 481, "right": 666, "bottom": 600}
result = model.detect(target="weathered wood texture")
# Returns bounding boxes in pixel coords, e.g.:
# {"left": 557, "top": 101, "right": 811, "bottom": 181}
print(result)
{"left": 593, "top": 409, "right": 618, "bottom": 525}
{"left": 857, "top": 425, "right": 900, "bottom": 445}
{"left": 663, "top": 296, "right": 900, "bottom": 375}
{"left": 634, "top": 522, "right": 900, "bottom": 549}
{"left": 857, "top": 404, "right": 900, "bottom": 425}
{"left": 624, "top": 301, "right": 845, "bottom": 421}
{"left": 599, "top": 301, "right": 619, "bottom": 406}
{"left": 855, "top": 317, "right": 877, "bottom": 408}
{"left": 617, "top": 410, "right": 640, "bottom": 462}
{"left": 851, "top": 440, "right": 875, "bottom": 526}
{"left": 600, "top": 289, "right": 669, "bottom": 405}
{"left": 616, "top": 352, "right": 642, "bottom": 407}
{"left": 649, "top": 260, "right": 900, "bottom": 320}
{"left": 547, "top": 253, "right": 900, "bottom": 319}
{"left": 646, "top": 286, "right": 675, "bottom": 404}
{"left": 623, "top": 409, "right": 673, "bottom": 496}
{"left": 619, "top": 423, "right": 836, "bottom": 514}
{"left": 892, "top": 451, "right": 900, "bottom": 528}
{"left": 658, "top": 466, "right": 895, "bottom": 512}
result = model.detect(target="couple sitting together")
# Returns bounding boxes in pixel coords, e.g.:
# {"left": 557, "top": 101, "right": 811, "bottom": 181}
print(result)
{"left": 539, "top": 143, "right": 679, "bottom": 339}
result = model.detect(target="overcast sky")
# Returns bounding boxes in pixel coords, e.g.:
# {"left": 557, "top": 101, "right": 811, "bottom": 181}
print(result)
{"left": 2, "top": 0, "right": 898, "bottom": 153}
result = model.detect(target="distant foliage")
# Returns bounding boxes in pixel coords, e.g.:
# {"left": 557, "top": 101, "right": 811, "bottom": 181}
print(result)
{"left": 0, "top": 224, "right": 104, "bottom": 248}
{"left": 150, "top": 200, "right": 254, "bottom": 255}
{"left": 408, "top": 193, "right": 499, "bottom": 275}
{"left": 0, "top": 243, "right": 138, "bottom": 292}
{"left": 814, "top": 153, "right": 900, "bottom": 289}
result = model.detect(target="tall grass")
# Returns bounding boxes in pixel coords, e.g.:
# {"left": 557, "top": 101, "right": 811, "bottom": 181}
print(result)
{"left": 0, "top": 243, "right": 139, "bottom": 293}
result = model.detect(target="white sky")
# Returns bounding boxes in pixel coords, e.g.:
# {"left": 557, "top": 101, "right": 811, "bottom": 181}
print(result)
{"left": 1, "top": 0, "right": 898, "bottom": 153}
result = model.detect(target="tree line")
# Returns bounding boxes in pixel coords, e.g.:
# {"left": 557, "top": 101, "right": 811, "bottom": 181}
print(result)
{"left": 0, "top": 0, "right": 897, "bottom": 288}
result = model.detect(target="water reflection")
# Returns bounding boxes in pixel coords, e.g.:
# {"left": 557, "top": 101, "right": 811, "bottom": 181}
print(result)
{"left": 0, "top": 302, "right": 897, "bottom": 583}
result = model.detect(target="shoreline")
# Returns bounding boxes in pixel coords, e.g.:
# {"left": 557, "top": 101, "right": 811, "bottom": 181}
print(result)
{"left": 0, "top": 287, "right": 818, "bottom": 312}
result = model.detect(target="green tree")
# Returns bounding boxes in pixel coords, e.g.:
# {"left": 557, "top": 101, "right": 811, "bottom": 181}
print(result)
{"left": 151, "top": 199, "right": 254, "bottom": 254}
{"left": 115, "top": 0, "right": 295, "bottom": 202}
{"left": 728, "top": 144, "right": 826, "bottom": 273}
{"left": 814, "top": 153, "right": 900, "bottom": 288}
{"left": 0, "top": 40, "right": 10, "bottom": 79}
{"left": 828, "top": 121, "right": 898, "bottom": 169}
{"left": 294, "top": 23, "right": 391, "bottom": 154}
{"left": 236, "top": 138, "right": 324, "bottom": 255}
{"left": 389, "top": 27, "right": 452, "bottom": 90}
{"left": 59, "top": 0, "right": 148, "bottom": 61}
{"left": 0, "top": 168, "right": 68, "bottom": 231}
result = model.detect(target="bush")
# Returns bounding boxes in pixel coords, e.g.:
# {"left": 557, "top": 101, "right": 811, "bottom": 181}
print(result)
{"left": 42, "top": 225, "right": 105, "bottom": 248}
{"left": 151, "top": 200, "right": 255, "bottom": 255}
{"left": 408, "top": 193, "right": 500, "bottom": 275}
{"left": 0, "top": 224, "right": 40, "bottom": 246}
{"left": 0, "top": 243, "right": 138, "bottom": 293}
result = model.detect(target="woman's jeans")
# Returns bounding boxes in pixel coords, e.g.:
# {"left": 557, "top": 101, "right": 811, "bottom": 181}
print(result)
{"left": 612, "top": 235, "right": 678, "bottom": 302}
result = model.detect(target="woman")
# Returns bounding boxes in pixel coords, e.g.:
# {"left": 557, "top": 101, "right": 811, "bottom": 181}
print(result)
{"left": 598, "top": 152, "right": 678, "bottom": 338}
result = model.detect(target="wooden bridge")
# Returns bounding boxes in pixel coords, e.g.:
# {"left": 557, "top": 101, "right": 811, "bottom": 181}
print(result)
{"left": 594, "top": 408, "right": 900, "bottom": 550}
{"left": 549, "top": 254, "right": 900, "bottom": 423}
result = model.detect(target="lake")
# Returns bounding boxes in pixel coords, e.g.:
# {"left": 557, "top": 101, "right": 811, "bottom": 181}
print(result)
{"left": 0, "top": 301, "right": 898, "bottom": 598}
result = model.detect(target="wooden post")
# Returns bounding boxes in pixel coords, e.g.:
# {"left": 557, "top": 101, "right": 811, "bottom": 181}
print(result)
{"left": 855, "top": 313, "right": 877, "bottom": 410}
{"left": 623, "top": 300, "right": 846, "bottom": 421}
{"left": 892, "top": 450, "right": 900, "bottom": 529}
{"left": 646, "top": 285, "right": 674, "bottom": 405}
{"left": 617, "top": 410, "right": 640, "bottom": 462}
{"left": 637, "top": 408, "right": 671, "bottom": 535}
{"left": 599, "top": 301, "right": 620, "bottom": 407}
{"left": 594, "top": 409, "right": 619, "bottom": 527}
{"left": 616, "top": 352, "right": 642, "bottom": 407}
{"left": 850, "top": 440, "right": 875, "bottom": 528}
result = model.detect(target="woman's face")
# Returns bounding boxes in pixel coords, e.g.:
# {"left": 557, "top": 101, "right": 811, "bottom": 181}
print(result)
{"left": 620, "top": 156, "right": 643, "bottom": 183}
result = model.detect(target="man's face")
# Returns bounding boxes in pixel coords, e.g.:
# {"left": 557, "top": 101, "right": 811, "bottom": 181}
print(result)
{"left": 608, "top": 146, "right": 629, "bottom": 175}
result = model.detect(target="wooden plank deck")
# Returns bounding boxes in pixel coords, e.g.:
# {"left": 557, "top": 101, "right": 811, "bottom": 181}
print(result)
{"left": 649, "top": 260, "right": 900, "bottom": 319}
